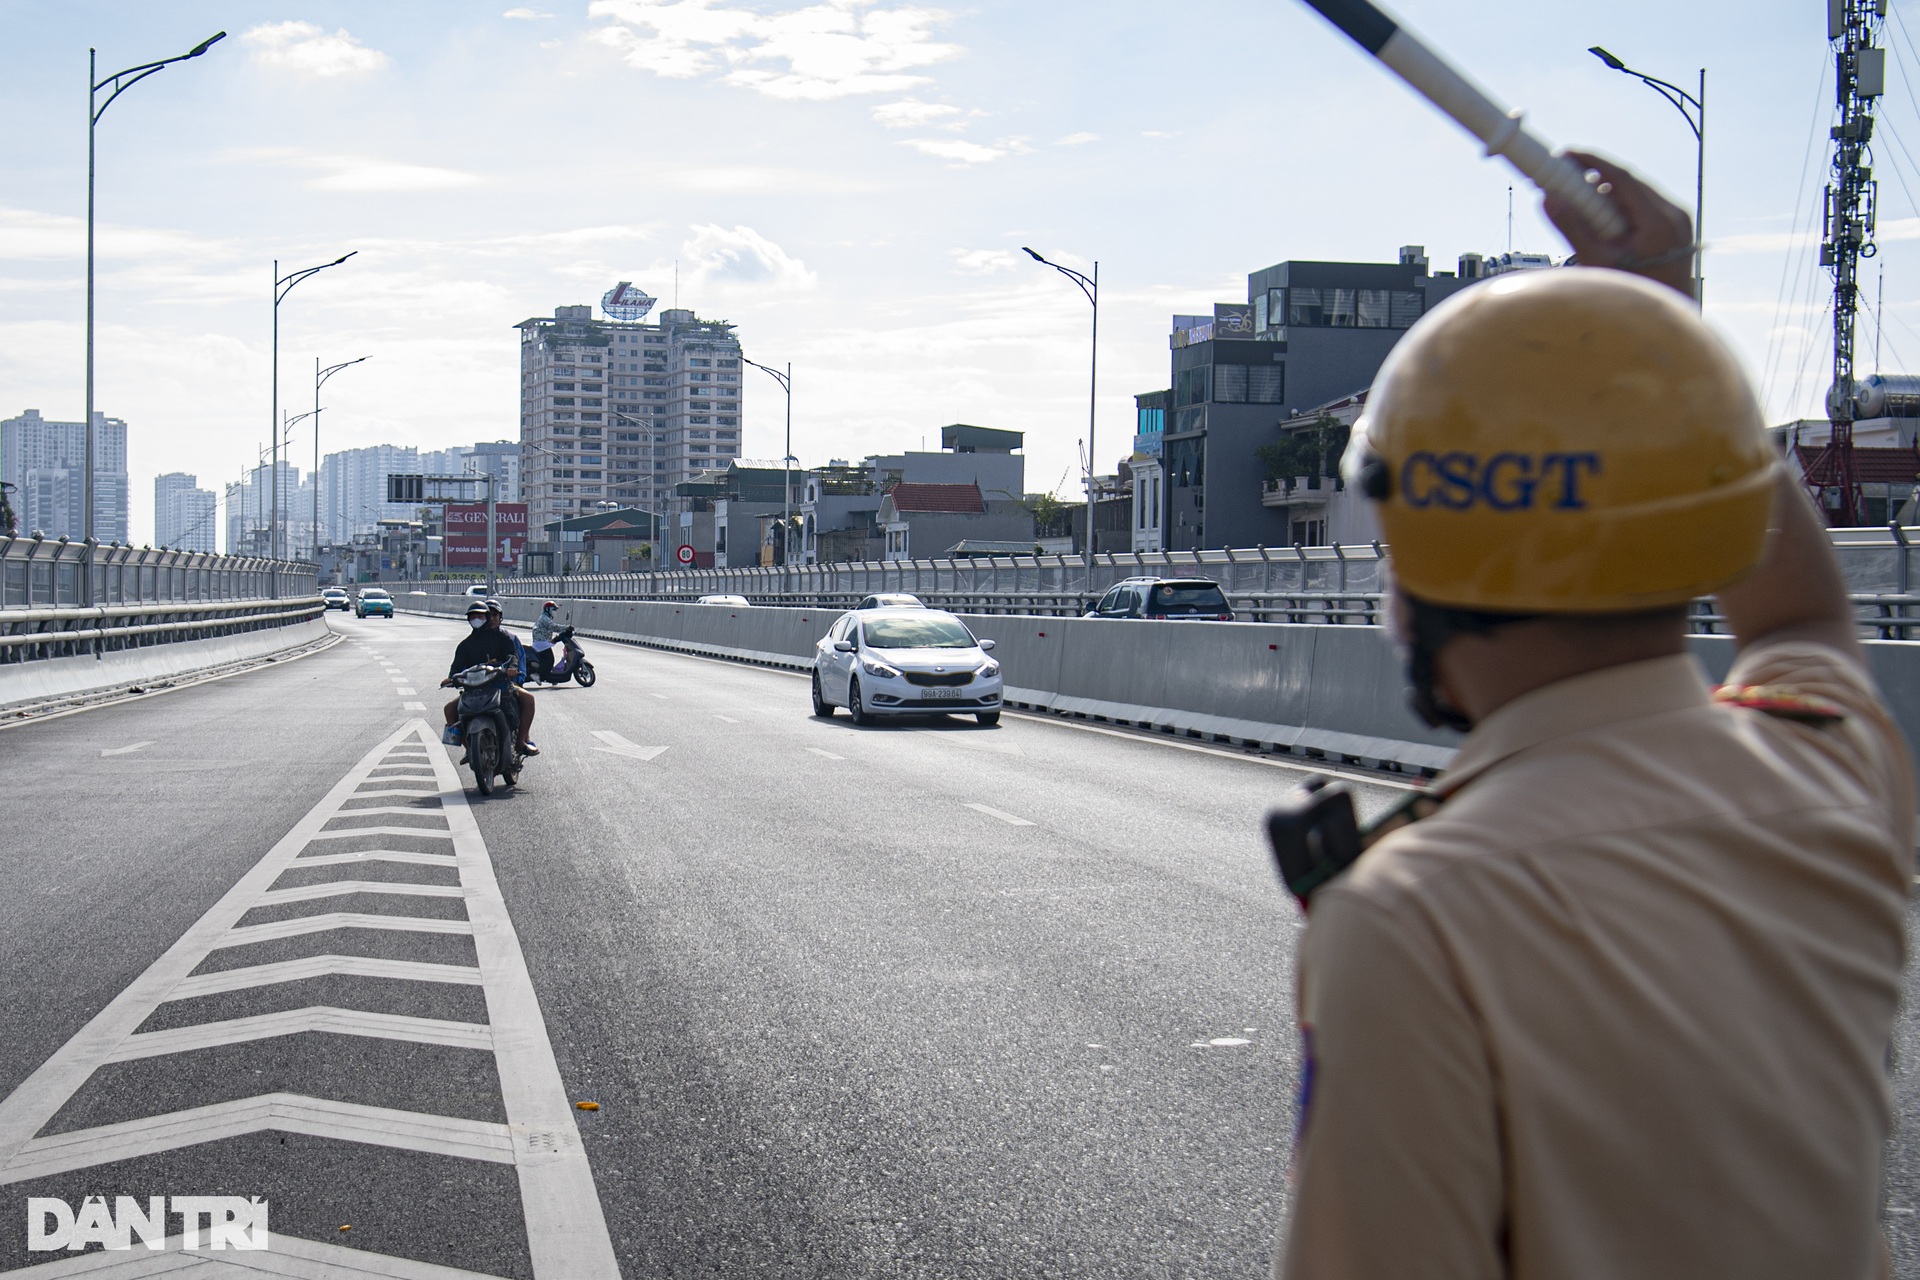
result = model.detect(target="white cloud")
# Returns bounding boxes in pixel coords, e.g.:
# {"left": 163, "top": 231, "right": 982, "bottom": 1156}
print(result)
{"left": 1056, "top": 132, "right": 1098, "bottom": 146}
{"left": 588, "top": 0, "right": 959, "bottom": 100}
{"left": 872, "top": 98, "right": 960, "bottom": 128}
{"left": 503, "top": 6, "right": 555, "bottom": 17}
{"left": 310, "top": 163, "right": 482, "bottom": 193}
{"left": 1141, "top": 130, "right": 1178, "bottom": 139}
{"left": 241, "top": 22, "right": 390, "bottom": 78}
{"left": 949, "top": 248, "right": 1018, "bottom": 275}
{"left": 680, "top": 224, "right": 817, "bottom": 291}
{"left": 901, "top": 136, "right": 1027, "bottom": 165}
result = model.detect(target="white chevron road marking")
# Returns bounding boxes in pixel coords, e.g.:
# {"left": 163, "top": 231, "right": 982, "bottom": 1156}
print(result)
{"left": 0, "top": 721, "right": 619, "bottom": 1279}
{"left": 106, "top": 1008, "right": 493, "bottom": 1062}
{"left": 2, "top": 1094, "right": 514, "bottom": 1184}
{"left": 167, "top": 955, "right": 484, "bottom": 1000}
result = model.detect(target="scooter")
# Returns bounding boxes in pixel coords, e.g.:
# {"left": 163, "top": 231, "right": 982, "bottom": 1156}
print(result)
{"left": 531, "top": 626, "right": 597, "bottom": 688}
{"left": 445, "top": 662, "right": 522, "bottom": 795}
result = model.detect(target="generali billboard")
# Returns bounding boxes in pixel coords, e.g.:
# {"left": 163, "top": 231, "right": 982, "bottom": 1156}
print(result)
{"left": 445, "top": 503, "right": 528, "bottom": 567}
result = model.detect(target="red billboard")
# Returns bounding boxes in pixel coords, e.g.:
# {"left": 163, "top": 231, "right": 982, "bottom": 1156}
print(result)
{"left": 445, "top": 503, "right": 528, "bottom": 567}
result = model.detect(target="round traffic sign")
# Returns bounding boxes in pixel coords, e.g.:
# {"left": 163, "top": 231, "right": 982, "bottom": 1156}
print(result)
{"left": 676, "top": 544, "right": 695, "bottom": 565}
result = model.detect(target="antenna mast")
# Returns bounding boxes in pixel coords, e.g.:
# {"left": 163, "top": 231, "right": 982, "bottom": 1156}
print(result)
{"left": 1807, "top": 0, "right": 1887, "bottom": 526}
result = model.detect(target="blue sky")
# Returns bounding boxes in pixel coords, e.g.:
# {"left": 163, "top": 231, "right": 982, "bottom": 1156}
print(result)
{"left": 0, "top": 0, "right": 1907, "bottom": 545}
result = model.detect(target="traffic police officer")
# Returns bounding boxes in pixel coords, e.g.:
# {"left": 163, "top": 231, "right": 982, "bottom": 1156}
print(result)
{"left": 1279, "top": 158, "right": 1913, "bottom": 1278}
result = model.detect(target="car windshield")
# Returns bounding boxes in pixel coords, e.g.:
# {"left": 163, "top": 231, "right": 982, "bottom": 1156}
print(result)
{"left": 1150, "top": 583, "right": 1227, "bottom": 613}
{"left": 362, "top": 590, "right": 390, "bottom": 599}
{"left": 862, "top": 615, "right": 975, "bottom": 649}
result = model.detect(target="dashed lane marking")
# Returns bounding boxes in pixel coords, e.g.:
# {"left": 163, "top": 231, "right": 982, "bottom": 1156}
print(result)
{"left": 589, "top": 730, "right": 667, "bottom": 762}
{"left": 98, "top": 741, "right": 154, "bottom": 757}
{"left": 404, "top": 700, "right": 427, "bottom": 710}
{"left": 397, "top": 686, "right": 419, "bottom": 695}
{"left": 807, "top": 747, "right": 845, "bottom": 760}
{"left": 965, "top": 802, "right": 1035, "bottom": 827}
{"left": 713, "top": 715, "right": 740, "bottom": 724}
{"left": 0, "top": 721, "right": 621, "bottom": 1279}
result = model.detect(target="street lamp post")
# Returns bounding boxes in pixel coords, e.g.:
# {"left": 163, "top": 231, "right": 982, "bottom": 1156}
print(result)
{"left": 1589, "top": 46, "right": 1705, "bottom": 306}
{"left": 313, "top": 355, "right": 368, "bottom": 564}
{"left": 272, "top": 252, "right": 356, "bottom": 564}
{"left": 1022, "top": 248, "right": 1099, "bottom": 576}
{"left": 85, "top": 31, "right": 224, "bottom": 601}
{"left": 741, "top": 357, "right": 794, "bottom": 569}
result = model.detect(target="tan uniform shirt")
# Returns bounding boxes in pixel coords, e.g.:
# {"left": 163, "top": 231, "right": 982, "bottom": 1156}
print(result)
{"left": 1280, "top": 643, "right": 1913, "bottom": 1280}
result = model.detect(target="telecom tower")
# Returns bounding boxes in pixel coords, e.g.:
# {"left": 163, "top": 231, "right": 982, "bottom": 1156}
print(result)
{"left": 1805, "top": 0, "right": 1888, "bottom": 525}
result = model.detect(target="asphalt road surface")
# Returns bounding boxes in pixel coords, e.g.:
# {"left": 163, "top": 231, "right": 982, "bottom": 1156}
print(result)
{"left": 0, "top": 610, "right": 1915, "bottom": 1278}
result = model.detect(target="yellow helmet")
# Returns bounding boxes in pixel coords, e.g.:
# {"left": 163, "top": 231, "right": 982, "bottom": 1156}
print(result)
{"left": 1347, "top": 268, "right": 1776, "bottom": 613}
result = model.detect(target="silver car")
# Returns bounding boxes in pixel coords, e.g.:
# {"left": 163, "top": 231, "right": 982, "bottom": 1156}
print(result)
{"left": 811, "top": 607, "right": 1002, "bottom": 726}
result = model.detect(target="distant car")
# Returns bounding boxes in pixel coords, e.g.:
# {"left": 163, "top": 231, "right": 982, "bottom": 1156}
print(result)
{"left": 1085, "top": 577, "right": 1236, "bottom": 622}
{"left": 855, "top": 593, "right": 925, "bottom": 610}
{"left": 812, "top": 606, "right": 1002, "bottom": 726}
{"left": 696, "top": 594, "right": 752, "bottom": 607}
{"left": 464, "top": 584, "right": 490, "bottom": 598}
{"left": 355, "top": 588, "right": 394, "bottom": 619}
{"left": 321, "top": 587, "right": 350, "bottom": 611}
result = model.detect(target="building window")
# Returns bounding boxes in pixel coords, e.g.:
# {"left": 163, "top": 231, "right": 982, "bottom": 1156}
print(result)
{"left": 1175, "top": 365, "right": 1211, "bottom": 407}
{"left": 691, "top": 416, "right": 710, "bottom": 425}
{"left": 582, "top": 413, "right": 602, "bottom": 422}
{"left": 1390, "top": 291, "right": 1422, "bottom": 327}
{"left": 1357, "top": 289, "right": 1391, "bottom": 328}
{"left": 1248, "top": 364, "right": 1285, "bottom": 404}
{"left": 1137, "top": 406, "right": 1165, "bottom": 434}
{"left": 556, "top": 411, "right": 575, "bottom": 420}
{"left": 553, "top": 397, "right": 575, "bottom": 406}
{"left": 1214, "top": 365, "right": 1247, "bottom": 403}
{"left": 1288, "top": 288, "right": 1320, "bottom": 326}
{"left": 1327, "top": 288, "right": 1358, "bottom": 327}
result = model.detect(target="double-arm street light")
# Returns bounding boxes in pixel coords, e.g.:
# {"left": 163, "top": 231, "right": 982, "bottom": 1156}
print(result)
{"left": 1590, "top": 46, "right": 1705, "bottom": 305}
{"left": 85, "top": 31, "right": 224, "bottom": 599}
{"left": 740, "top": 357, "right": 795, "bottom": 566}
{"left": 1022, "top": 247, "right": 1099, "bottom": 571}
{"left": 273, "top": 252, "right": 356, "bottom": 560}
{"left": 312, "top": 356, "right": 369, "bottom": 560}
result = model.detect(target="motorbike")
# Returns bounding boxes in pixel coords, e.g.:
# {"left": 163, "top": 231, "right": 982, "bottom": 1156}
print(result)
{"left": 446, "top": 662, "right": 522, "bottom": 795}
{"left": 531, "top": 625, "right": 597, "bottom": 688}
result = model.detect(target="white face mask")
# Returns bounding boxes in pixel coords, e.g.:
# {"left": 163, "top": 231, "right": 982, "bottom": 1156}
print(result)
{"left": 468, "top": 616, "right": 486, "bottom": 629}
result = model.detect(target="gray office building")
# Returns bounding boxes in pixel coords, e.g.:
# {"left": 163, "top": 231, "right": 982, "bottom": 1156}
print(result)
{"left": 154, "top": 471, "right": 217, "bottom": 552}
{"left": 0, "top": 409, "right": 129, "bottom": 544}
{"left": 1133, "top": 247, "right": 1480, "bottom": 551}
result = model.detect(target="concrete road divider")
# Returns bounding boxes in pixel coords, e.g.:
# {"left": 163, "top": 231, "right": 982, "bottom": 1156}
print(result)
{"left": 0, "top": 617, "right": 334, "bottom": 714}
{"left": 398, "top": 594, "right": 1920, "bottom": 777}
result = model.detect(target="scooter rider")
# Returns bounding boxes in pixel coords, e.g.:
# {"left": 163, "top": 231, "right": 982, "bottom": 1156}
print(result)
{"left": 1277, "top": 156, "right": 1912, "bottom": 1279}
{"left": 531, "top": 600, "right": 561, "bottom": 681}
{"left": 483, "top": 599, "right": 539, "bottom": 756}
{"left": 442, "top": 600, "right": 517, "bottom": 746}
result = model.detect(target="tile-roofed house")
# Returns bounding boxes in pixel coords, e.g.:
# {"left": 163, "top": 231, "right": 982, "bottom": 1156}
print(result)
{"left": 876, "top": 482, "right": 1034, "bottom": 560}
{"left": 885, "top": 482, "right": 985, "bottom": 515}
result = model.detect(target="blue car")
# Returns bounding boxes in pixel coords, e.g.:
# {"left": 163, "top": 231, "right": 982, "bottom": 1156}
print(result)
{"left": 355, "top": 588, "right": 394, "bottom": 619}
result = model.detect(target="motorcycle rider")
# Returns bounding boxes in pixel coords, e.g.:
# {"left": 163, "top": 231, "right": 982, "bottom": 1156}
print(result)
{"left": 531, "top": 600, "right": 562, "bottom": 681}
{"left": 484, "top": 599, "right": 539, "bottom": 756}
{"left": 441, "top": 599, "right": 537, "bottom": 758}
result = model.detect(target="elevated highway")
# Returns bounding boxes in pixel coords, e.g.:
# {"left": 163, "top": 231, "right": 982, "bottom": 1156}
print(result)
{"left": 1, "top": 611, "right": 1443, "bottom": 1277}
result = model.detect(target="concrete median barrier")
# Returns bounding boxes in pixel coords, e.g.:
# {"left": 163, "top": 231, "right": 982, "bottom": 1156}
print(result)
{"left": 396, "top": 594, "right": 1920, "bottom": 777}
{"left": 0, "top": 616, "right": 333, "bottom": 713}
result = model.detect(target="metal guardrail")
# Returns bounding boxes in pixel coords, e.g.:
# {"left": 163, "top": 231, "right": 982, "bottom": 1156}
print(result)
{"left": 0, "top": 535, "right": 316, "bottom": 609}
{"left": 0, "top": 597, "right": 326, "bottom": 663}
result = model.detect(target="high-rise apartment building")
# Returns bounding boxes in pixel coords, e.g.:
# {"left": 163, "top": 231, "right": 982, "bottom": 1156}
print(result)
{"left": 0, "top": 409, "right": 129, "bottom": 543}
{"left": 224, "top": 460, "right": 298, "bottom": 556}
{"left": 154, "top": 472, "right": 217, "bottom": 551}
{"left": 515, "top": 289, "right": 743, "bottom": 529}
{"left": 316, "top": 445, "right": 418, "bottom": 546}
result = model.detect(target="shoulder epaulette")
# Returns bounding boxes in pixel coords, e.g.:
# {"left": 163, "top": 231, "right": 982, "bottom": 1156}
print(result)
{"left": 1712, "top": 683, "right": 1848, "bottom": 726}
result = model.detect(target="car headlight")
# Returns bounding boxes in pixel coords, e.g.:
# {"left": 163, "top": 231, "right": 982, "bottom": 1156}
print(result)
{"left": 860, "top": 657, "right": 900, "bottom": 678}
{"left": 976, "top": 661, "right": 1000, "bottom": 678}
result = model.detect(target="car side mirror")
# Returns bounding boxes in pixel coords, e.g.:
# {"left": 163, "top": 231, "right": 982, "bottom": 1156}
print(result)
{"left": 978, "top": 639, "right": 996, "bottom": 651}
{"left": 834, "top": 640, "right": 855, "bottom": 653}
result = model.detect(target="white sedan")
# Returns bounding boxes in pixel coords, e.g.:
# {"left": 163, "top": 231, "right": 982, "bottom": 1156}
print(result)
{"left": 811, "top": 607, "right": 1003, "bottom": 726}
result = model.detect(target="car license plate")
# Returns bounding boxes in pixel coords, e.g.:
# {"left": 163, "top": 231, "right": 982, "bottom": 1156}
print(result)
{"left": 926, "top": 687, "right": 962, "bottom": 700}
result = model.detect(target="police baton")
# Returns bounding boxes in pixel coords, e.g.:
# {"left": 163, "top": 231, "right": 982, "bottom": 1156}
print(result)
{"left": 1297, "top": 0, "right": 1627, "bottom": 241}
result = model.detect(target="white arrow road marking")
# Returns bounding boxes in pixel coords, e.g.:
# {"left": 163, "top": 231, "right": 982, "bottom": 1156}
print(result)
{"left": 807, "top": 747, "right": 845, "bottom": 760}
{"left": 965, "top": 802, "right": 1035, "bottom": 827}
{"left": 99, "top": 741, "right": 153, "bottom": 757}
{"left": 0, "top": 720, "right": 621, "bottom": 1279}
{"left": 590, "top": 730, "right": 667, "bottom": 761}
